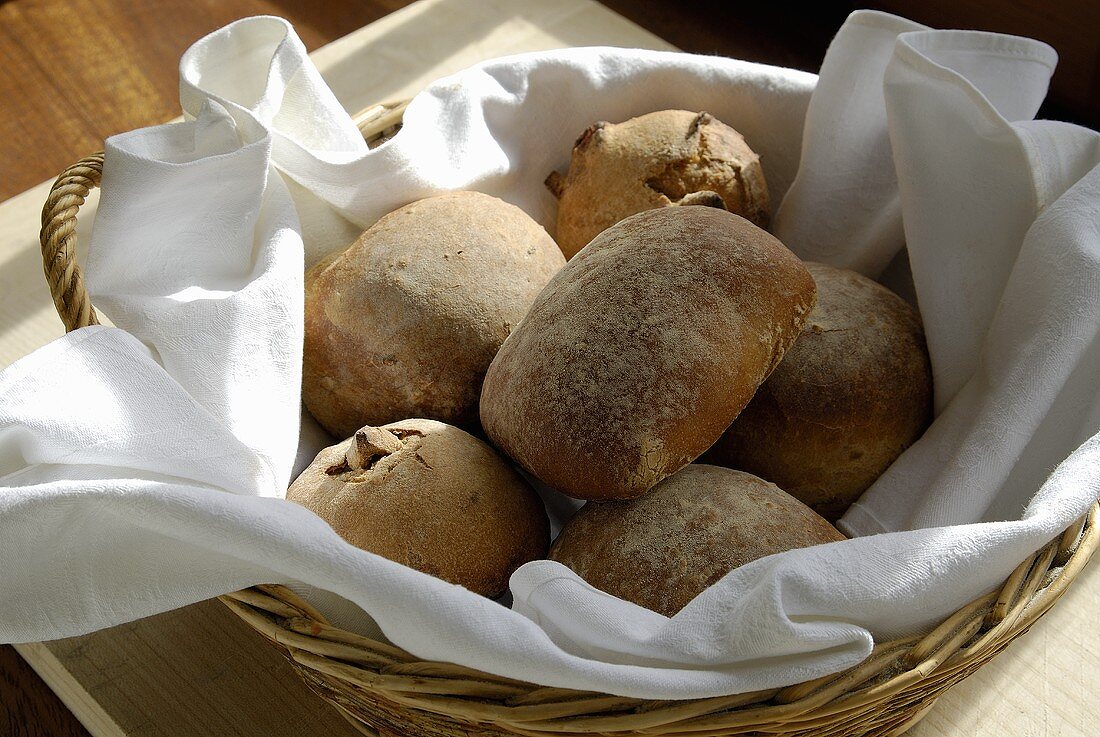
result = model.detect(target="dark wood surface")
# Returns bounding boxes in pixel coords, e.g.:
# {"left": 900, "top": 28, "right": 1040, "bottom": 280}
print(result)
{"left": 1, "top": 0, "right": 1096, "bottom": 735}
{"left": 0, "top": 646, "right": 88, "bottom": 737}
{"left": 0, "top": 0, "right": 409, "bottom": 202}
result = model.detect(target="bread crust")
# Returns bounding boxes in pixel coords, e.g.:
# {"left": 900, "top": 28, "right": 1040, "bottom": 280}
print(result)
{"left": 480, "top": 206, "right": 816, "bottom": 500}
{"left": 303, "top": 191, "right": 564, "bottom": 438}
{"left": 549, "top": 465, "right": 845, "bottom": 616}
{"left": 704, "top": 262, "right": 933, "bottom": 520}
{"left": 287, "top": 419, "right": 550, "bottom": 598}
{"left": 548, "top": 110, "right": 770, "bottom": 258}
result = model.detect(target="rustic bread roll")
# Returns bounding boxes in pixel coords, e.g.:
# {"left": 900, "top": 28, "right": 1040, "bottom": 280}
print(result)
{"left": 549, "top": 465, "right": 845, "bottom": 616}
{"left": 303, "top": 191, "right": 565, "bottom": 438}
{"left": 704, "top": 262, "right": 933, "bottom": 521}
{"left": 287, "top": 418, "right": 549, "bottom": 597}
{"left": 480, "top": 206, "right": 816, "bottom": 501}
{"left": 545, "top": 109, "right": 770, "bottom": 258}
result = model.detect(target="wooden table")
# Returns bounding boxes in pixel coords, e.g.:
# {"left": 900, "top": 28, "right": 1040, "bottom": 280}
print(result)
{"left": 0, "top": 1, "right": 1096, "bottom": 735}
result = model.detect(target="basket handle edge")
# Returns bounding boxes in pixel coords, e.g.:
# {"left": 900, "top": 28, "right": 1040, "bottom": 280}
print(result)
{"left": 40, "top": 153, "right": 104, "bottom": 333}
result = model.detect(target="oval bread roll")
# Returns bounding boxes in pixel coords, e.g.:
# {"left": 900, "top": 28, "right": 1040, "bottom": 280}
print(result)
{"left": 546, "top": 110, "right": 770, "bottom": 258}
{"left": 549, "top": 465, "right": 845, "bottom": 616}
{"left": 303, "top": 191, "right": 564, "bottom": 438}
{"left": 480, "top": 206, "right": 816, "bottom": 500}
{"left": 287, "top": 419, "right": 550, "bottom": 598}
{"left": 705, "top": 262, "right": 932, "bottom": 520}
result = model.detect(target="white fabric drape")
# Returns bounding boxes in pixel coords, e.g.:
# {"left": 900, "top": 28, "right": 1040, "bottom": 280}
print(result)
{"left": 1, "top": 11, "right": 1098, "bottom": 698}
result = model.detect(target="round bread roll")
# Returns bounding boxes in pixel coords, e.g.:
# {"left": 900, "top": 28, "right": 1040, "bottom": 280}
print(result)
{"left": 480, "top": 206, "right": 816, "bottom": 501}
{"left": 549, "top": 465, "right": 845, "bottom": 616}
{"left": 545, "top": 109, "right": 770, "bottom": 258}
{"left": 303, "top": 191, "right": 565, "bottom": 438}
{"left": 704, "top": 262, "right": 932, "bottom": 520}
{"left": 287, "top": 418, "right": 549, "bottom": 597}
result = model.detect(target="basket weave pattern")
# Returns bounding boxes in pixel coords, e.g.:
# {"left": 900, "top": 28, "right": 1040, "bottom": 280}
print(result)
{"left": 37, "top": 107, "right": 1099, "bottom": 737}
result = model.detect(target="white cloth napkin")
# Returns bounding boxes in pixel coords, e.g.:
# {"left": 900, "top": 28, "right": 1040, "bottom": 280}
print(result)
{"left": 2, "top": 10, "right": 1099, "bottom": 699}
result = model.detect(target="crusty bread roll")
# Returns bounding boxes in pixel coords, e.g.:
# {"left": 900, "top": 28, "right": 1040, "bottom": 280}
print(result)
{"left": 704, "top": 262, "right": 932, "bottom": 520}
{"left": 287, "top": 419, "right": 549, "bottom": 597}
{"left": 545, "top": 110, "right": 769, "bottom": 258}
{"left": 480, "top": 206, "right": 816, "bottom": 501}
{"left": 303, "top": 191, "right": 564, "bottom": 438}
{"left": 549, "top": 465, "right": 845, "bottom": 616}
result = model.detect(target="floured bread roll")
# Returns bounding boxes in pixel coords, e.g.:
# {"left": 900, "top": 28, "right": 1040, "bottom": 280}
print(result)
{"left": 546, "top": 109, "right": 770, "bottom": 258}
{"left": 480, "top": 206, "right": 815, "bottom": 500}
{"left": 287, "top": 419, "right": 549, "bottom": 598}
{"left": 705, "top": 262, "right": 933, "bottom": 520}
{"left": 303, "top": 191, "right": 564, "bottom": 438}
{"left": 549, "top": 465, "right": 845, "bottom": 616}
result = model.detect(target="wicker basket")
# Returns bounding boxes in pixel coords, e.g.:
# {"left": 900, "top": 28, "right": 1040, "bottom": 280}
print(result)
{"left": 39, "top": 103, "right": 1099, "bottom": 737}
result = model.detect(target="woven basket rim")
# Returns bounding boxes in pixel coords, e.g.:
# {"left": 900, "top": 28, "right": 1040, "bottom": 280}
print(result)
{"left": 37, "top": 104, "right": 1100, "bottom": 736}
{"left": 214, "top": 508, "right": 1096, "bottom": 732}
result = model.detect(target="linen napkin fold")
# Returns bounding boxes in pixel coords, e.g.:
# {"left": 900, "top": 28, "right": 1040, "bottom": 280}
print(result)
{"left": 1, "top": 10, "right": 1098, "bottom": 699}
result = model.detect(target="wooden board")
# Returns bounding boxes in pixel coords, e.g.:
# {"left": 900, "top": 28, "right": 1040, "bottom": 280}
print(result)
{"left": 0, "top": 0, "right": 1095, "bottom": 735}
{"left": 14, "top": 601, "right": 360, "bottom": 737}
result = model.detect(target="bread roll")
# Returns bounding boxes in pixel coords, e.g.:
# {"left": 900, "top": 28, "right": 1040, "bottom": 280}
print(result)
{"left": 546, "top": 110, "right": 769, "bottom": 258}
{"left": 549, "top": 465, "right": 845, "bottom": 616}
{"left": 704, "top": 262, "right": 932, "bottom": 520}
{"left": 303, "top": 191, "right": 564, "bottom": 438}
{"left": 480, "top": 206, "right": 816, "bottom": 500}
{"left": 287, "top": 419, "right": 549, "bottom": 597}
